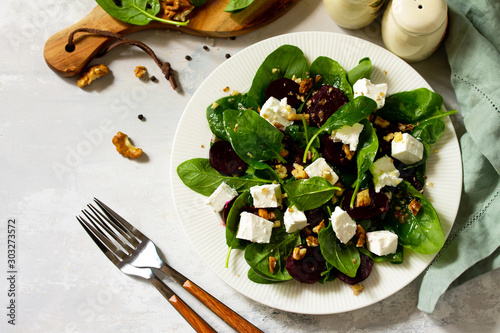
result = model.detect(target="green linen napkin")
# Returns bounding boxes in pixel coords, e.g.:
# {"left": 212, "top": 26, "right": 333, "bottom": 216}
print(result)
{"left": 417, "top": 0, "right": 500, "bottom": 312}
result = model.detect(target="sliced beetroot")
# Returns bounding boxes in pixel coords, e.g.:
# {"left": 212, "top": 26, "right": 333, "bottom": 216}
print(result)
{"left": 393, "top": 160, "right": 424, "bottom": 192}
{"left": 209, "top": 140, "right": 247, "bottom": 177}
{"left": 305, "top": 85, "right": 349, "bottom": 127}
{"left": 320, "top": 135, "right": 355, "bottom": 169}
{"left": 336, "top": 252, "right": 374, "bottom": 285}
{"left": 221, "top": 197, "right": 237, "bottom": 226}
{"left": 343, "top": 189, "right": 389, "bottom": 219}
{"left": 286, "top": 245, "right": 327, "bottom": 284}
{"left": 305, "top": 207, "right": 328, "bottom": 231}
{"left": 281, "top": 134, "right": 306, "bottom": 173}
{"left": 265, "top": 78, "right": 301, "bottom": 109}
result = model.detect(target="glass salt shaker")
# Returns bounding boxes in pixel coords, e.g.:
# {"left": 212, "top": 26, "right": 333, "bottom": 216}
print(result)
{"left": 381, "top": 0, "right": 448, "bottom": 62}
{"left": 323, "top": 0, "right": 387, "bottom": 29}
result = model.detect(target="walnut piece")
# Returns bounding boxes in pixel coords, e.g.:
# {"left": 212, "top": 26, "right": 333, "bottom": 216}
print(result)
{"left": 162, "top": 0, "right": 194, "bottom": 22}
{"left": 306, "top": 236, "right": 319, "bottom": 247}
{"left": 292, "top": 247, "right": 307, "bottom": 260}
{"left": 269, "top": 257, "right": 277, "bottom": 274}
{"left": 374, "top": 116, "right": 390, "bottom": 128}
{"left": 299, "top": 78, "right": 314, "bottom": 95}
{"left": 351, "top": 284, "right": 364, "bottom": 295}
{"left": 356, "top": 189, "right": 371, "bottom": 208}
{"left": 112, "top": 132, "right": 143, "bottom": 159}
{"left": 408, "top": 198, "right": 422, "bottom": 216}
{"left": 258, "top": 209, "right": 277, "bottom": 220}
{"left": 312, "top": 220, "right": 325, "bottom": 234}
{"left": 291, "top": 163, "right": 308, "bottom": 179}
{"left": 355, "top": 225, "right": 366, "bottom": 247}
{"left": 77, "top": 64, "right": 110, "bottom": 88}
{"left": 134, "top": 66, "right": 147, "bottom": 78}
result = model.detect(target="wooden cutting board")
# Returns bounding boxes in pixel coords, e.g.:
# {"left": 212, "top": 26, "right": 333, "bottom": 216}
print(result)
{"left": 44, "top": 0, "right": 300, "bottom": 77}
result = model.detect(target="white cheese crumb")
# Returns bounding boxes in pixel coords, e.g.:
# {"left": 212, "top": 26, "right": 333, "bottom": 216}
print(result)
{"left": 304, "top": 157, "right": 339, "bottom": 185}
{"left": 284, "top": 206, "right": 308, "bottom": 233}
{"left": 260, "top": 96, "right": 296, "bottom": 129}
{"left": 205, "top": 182, "right": 238, "bottom": 212}
{"left": 391, "top": 132, "right": 424, "bottom": 165}
{"left": 236, "top": 212, "right": 274, "bottom": 243}
{"left": 330, "top": 122, "right": 364, "bottom": 151}
{"left": 330, "top": 206, "right": 357, "bottom": 244}
{"left": 353, "top": 78, "right": 388, "bottom": 109}
{"left": 250, "top": 184, "right": 282, "bottom": 208}
{"left": 370, "top": 156, "right": 402, "bottom": 192}
{"left": 366, "top": 230, "right": 398, "bottom": 256}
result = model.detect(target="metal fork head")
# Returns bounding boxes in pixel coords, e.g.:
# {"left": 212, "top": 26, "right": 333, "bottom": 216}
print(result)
{"left": 76, "top": 198, "right": 164, "bottom": 271}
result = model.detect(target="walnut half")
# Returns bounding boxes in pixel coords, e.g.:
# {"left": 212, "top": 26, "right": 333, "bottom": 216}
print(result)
{"left": 112, "top": 132, "right": 143, "bottom": 159}
{"left": 77, "top": 64, "right": 110, "bottom": 88}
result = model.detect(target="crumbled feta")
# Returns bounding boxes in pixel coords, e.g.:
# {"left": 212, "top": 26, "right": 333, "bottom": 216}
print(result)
{"left": 284, "top": 206, "right": 308, "bottom": 233}
{"left": 205, "top": 182, "right": 238, "bottom": 212}
{"left": 391, "top": 132, "right": 424, "bottom": 165}
{"left": 353, "top": 78, "right": 388, "bottom": 109}
{"left": 250, "top": 184, "right": 282, "bottom": 208}
{"left": 330, "top": 206, "right": 357, "bottom": 244}
{"left": 236, "top": 212, "right": 274, "bottom": 243}
{"left": 260, "top": 96, "right": 296, "bottom": 129}
{"left": 304, "top": 157, "right": 339, "bottom": 185}
{"left": 330, "top": 122, "right": 364, "bottom": 151}
{"left": 365, "top": 230, "right": 398, "bottom": 256}
{"left": 370, "top": 155, "right": 402, "bottom": 192}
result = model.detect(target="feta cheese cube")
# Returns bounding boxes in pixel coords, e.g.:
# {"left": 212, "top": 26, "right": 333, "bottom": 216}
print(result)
{"left": 304, "top": 157, "right": 339, "bottom": 185}
{"left": 330, "top": 206, "right": 357, "bottom": 244}
{"left": 260, "top": 96, "right": 296, "bottom": 129}
{"left": 250, "top": 184, "right": 282, "bottom": 208}
{"left": 330, "top": 122, "right": 364, "bottom": 151}
{"left": 236, "top": 212, "right": 274, "bottom": 243}
{"left": 370, "top": 155, "right": 402, "bottom": 192}
{"left": 284, "top": 206, "right": 308, "bottom": 233}
{"left": 353, "top": 78, "right": 388, "bottom": 109}
{"left": 206, "top": 182, "right": 238, "bottom": 212}
{"left": 366, "top": 230, "right": 398, "bottom": 256}
{"left": 391, "top": 132, "right": 424, "bottom": 165}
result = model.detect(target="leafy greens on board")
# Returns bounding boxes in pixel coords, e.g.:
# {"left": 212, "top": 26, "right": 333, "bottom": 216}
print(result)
{"left": 177, "top": 44, "right": 456, "bottom": 287}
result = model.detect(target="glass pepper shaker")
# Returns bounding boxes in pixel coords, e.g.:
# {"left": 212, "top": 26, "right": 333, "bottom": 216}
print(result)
{"left": 381, "top": 0, "right": 448, "bottom": 62}
{"left": 323, "top": 0, "right": 387, "bottom": 29}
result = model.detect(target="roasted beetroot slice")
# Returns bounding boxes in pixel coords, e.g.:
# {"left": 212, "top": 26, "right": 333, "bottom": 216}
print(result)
{"left": 265, "top": 78, "right": 301, "bottom": 108}
{"left": 281, "top": 134, "right": 306, "bottom": 173}
{"left": 305, "top": 207, "right": 328, "bottom": 231}
{"left": 286, "top": 245, "right": 327, "bottom": 284}
{"left": 336, "top": 252, "right": 374, "bottom": 285}
{"left": 209, "top": 140, "right": 247, "bottom": 177}
{"left": 343, "top": 189, "right": 389, "bottom": 219}
{"left": 221, "top": 197, "right": 237, "bottom": 226}
{"left": 320, "top": 135, "right": 355, "bottom": 169}
{"left": 306, "top": 85, "right": 349, "bottom": 127}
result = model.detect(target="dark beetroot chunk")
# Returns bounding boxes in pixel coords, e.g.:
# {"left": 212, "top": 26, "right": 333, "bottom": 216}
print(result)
{"left": 305, "top": 85, "right": 349, "bottom": 127}
{"left": 304, "top": 207, "right": 328, "bottom": 231}
{"left": 342, "top": 189, "right": 389, "bottom": 219}
{"left": 320, "top": 135, "right": 355, "bottom": 169}
{"left": 209, "top": 140, "right": 247, "bottom": 177}
{"left": 265, "top": 78, "right": 301, "bottom": 109}
{"left": 281, "top": 134, "right": 306, "bottom": 173}
{"left": 336, "top": 252, "right": 374, "bottom": 285}
{"left": 286, "top": 245, "right": 327, "bottom": 284}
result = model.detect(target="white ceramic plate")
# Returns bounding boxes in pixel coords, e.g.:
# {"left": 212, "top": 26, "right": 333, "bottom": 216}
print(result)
{"left": 170, "top": 32, "right": 462, "bottom": 314}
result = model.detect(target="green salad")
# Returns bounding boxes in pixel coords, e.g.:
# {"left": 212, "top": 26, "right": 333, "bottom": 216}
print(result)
{"left": 177, "top": 45, "right": 456, "bottom": 287}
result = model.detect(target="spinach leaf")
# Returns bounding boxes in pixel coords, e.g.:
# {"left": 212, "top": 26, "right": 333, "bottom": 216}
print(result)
{"left": 244, "top": 227, "right": 301, "bottom": 282}
{"left": 207, "top": 94, "right": 260, "bottom": 141}
{"left": 96, "top": 0, "right": 189, "bottom": 26}
{"left": 310, "top": 56, "right": 353, "bottom": 100}
{"left": 248, "top": 268, "right": 281, "bottom": 284}
{"left": 190, "top": 0, "right": 206, "bottom": 6}
{"left": 359, "top": 245, "right": 404, "bottom": 263}
{"left": 376, "top": 88, "right": 454, "bottom": 123}
{"left": 248, "top": 45, "right": 309, "bottom": 105}
{"left": 350, "top": 118, "right": 379, "bottom": 207}
{"left": 284, "top": 177, "right": 340, "bottom": 211}
{"left": 303, "top": 96, "right": 378, "bottom": 162}
{"left": 176, "top": 158, "right": 272, "bottom": 196}
{"left": 385, "top": 181, "right": 445, "bottom": 254}
{"left": 224, "top": 0, "right": 254, "bottom": 12}
{"left": 411, "top": 117, "right": 446, "bottom": 145}
{"left": 223, "top": 109, "right": 286, "bottom": 170}
{"left": 318, "top": 222, "right": 360, "bottom": 277}
{"left": 347, "top": 57, "right": 372, "bottom": 86}
{"left": 225, "top": 190, "right": 252, "bottom": 267}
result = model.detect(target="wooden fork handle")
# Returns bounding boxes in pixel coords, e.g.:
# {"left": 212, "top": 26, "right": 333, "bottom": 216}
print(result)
{"left": 183, "top": 280, "right": 263, "bottom": 333}
{"left": 151, "top": 277, "right": 216, "bottom": 333}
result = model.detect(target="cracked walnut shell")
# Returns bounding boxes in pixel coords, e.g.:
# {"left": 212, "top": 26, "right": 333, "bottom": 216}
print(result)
{"left": 112, "top": 132, "right": 143, "bottom": 159}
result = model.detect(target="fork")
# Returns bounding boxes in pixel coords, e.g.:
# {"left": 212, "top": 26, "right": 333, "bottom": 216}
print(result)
{"left": 77, "top": 198, "right": 263, "bottom": 333}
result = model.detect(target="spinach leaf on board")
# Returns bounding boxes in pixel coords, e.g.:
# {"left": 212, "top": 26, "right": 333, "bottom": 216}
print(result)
{"left": 303, "top": 96, "right": 378, "bottom": 162}
{"left": 318, "top": 222, "right": 360, "bottom": 277}
{"left": 224, "top": 0, "right": 255, "bottom": 12}
{"left": 223, "top": 109, "right": 286, "bottom": 170}
{"left": 248, "top": 45, "right": 309, "bottom": 105}
{"left": 96, "top": 0, "right": 189, "bottom": 26}
{"left": 225, "top": 190, "right": 252, "bottom": 267}
{"left": 207, "top": 94, "right": 260, "bottom": 141}
{"left": 350, "top": 118, "right": 379, "bottom": 207}
{"left": 347, "top": 57, "right": 372, "bottom": 86}
{"left": 310, "top": 56, "right": 354, "bottom": 100}
{"left": 284, "top": 177, "right": 340, "bottom": 211}
{"left": 385, "top": 181, "right": 445, "bottom": 254}
{"left": 244, "top": 227, "right": 301, "bottom": 282}
{"left": 376, "top": 88, "right": 456, "bottom": 124}
{"left": 176, "top": 158, "right": 272, "bottom": 196}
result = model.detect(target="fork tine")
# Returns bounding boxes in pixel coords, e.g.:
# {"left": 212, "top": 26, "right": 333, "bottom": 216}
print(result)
{"left": 86, "top": 204, "right": 137, "bottom": 250}
{"left": 76, "top": 215, "right": 124, "bottom": 265}
{"left": 94, "top": 198, "right": 145, "bottom": 240}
